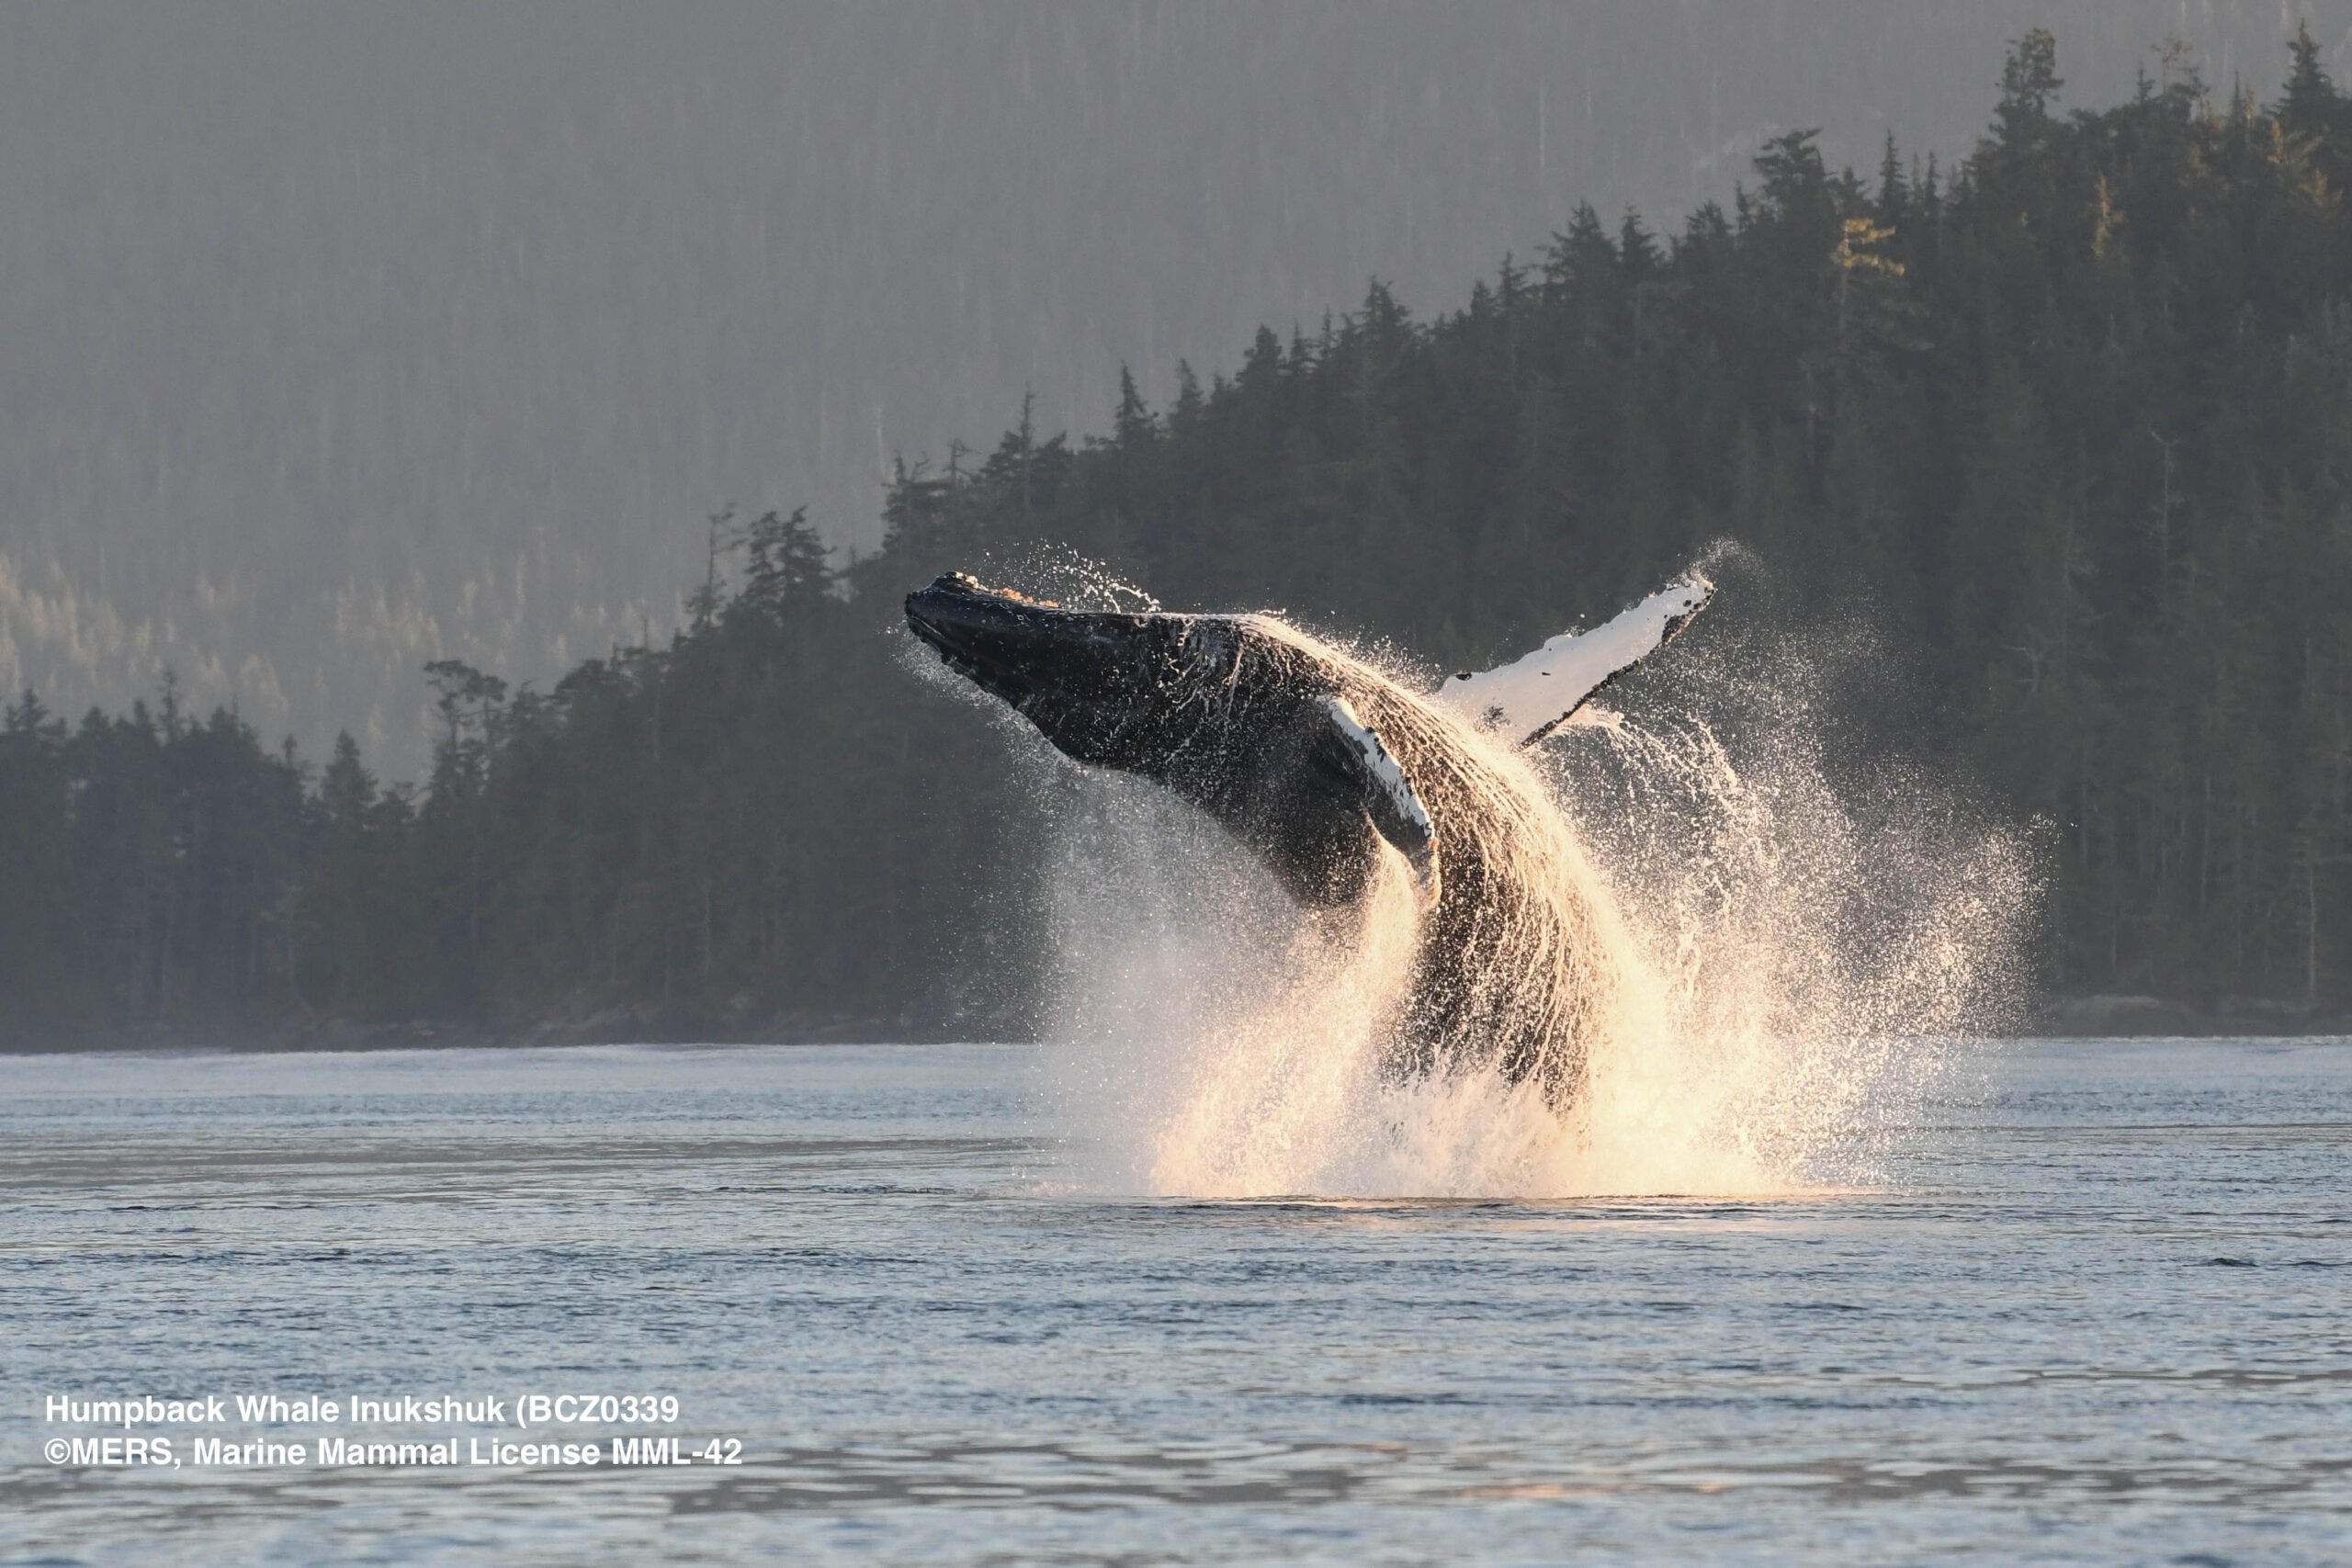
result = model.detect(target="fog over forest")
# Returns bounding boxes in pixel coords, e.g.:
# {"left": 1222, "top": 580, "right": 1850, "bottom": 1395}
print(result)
{"left": 2, "top": 1, "right": 2342, "bottom": 772}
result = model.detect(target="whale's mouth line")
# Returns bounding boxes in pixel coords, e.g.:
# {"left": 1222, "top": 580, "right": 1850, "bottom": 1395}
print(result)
{"left": 904, "top": 573, "right": 1059, "bottom": 688}
{"left": 905, "top": 571, "right": 1168, "bottom": 736}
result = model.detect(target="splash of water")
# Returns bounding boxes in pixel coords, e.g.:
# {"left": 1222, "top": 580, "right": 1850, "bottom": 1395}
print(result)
{"left": 995, "top": 564, "right": 2035, "bottom": 1200}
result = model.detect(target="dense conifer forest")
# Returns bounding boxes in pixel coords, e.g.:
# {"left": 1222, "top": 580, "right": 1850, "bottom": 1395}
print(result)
{"left": 7, "top": 31, "right": 2352, "bottom": 1045}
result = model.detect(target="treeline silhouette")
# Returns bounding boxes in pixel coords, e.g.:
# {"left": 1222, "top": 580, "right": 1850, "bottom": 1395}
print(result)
{"left": 7, "top": 29, "right": 2352, "bottom": 1045}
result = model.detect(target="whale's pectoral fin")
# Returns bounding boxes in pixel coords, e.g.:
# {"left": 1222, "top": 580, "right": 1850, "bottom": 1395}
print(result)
{"left": 1433, "top": 574, "right": 1713, "bottom": 748}
{"left": 1314, "top": 696, "right": 1440, "bottom": 897}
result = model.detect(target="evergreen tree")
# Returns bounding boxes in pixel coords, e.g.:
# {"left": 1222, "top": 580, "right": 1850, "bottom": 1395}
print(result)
{"left": 12, "top": 28, "right": 2352, "bottom": 1043}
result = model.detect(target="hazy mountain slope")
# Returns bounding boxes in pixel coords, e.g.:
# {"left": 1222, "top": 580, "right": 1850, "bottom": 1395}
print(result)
{"left": 0, "top": 1, "right": 2337, "bottom": 770}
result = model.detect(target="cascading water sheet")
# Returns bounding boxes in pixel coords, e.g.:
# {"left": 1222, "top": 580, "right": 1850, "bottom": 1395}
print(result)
{"left": 948, "top": 556, "right": 2036, "bottom": 1200}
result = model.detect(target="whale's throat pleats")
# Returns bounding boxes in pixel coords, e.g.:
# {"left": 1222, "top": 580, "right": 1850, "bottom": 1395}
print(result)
{"left": 1154, "top": 692, "right": 1421, "bottom": 911}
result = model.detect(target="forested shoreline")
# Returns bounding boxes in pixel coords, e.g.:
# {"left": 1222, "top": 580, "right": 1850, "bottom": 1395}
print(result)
{"left": 8, "top": 31, "right": 2352, "bottom": 1047}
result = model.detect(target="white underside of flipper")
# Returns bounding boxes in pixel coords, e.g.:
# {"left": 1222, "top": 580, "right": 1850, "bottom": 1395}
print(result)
{"left": 1320, "top": 695, "right": 1440, "bottom": 901}
{"left": 1432, "top": 576, "right": 1713, "bottom": 748}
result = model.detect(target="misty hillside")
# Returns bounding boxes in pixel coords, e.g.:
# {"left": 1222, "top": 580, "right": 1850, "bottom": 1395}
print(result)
{"left": 1, "top": 2, "right": 2340, "bottom": 773}
{"left": 9, "top": 28, "right": 2352, "bottom": 1044}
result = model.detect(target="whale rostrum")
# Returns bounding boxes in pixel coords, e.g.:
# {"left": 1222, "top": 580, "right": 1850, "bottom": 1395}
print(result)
{"left": 904, "top": 570, "right": 1713, "bottom": 1104}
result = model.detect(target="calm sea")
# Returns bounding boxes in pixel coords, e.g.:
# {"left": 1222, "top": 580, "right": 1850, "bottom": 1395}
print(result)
{"left": 5, "top": 1039, "right": 2347, "bottom": 1564}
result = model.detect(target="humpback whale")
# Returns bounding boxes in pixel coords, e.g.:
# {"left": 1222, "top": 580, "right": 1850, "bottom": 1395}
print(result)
{"left": 904, "top": 571, "right": 1711, "bottom": 1105}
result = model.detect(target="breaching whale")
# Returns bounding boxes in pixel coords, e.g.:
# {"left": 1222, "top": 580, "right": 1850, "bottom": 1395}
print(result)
{"left": 904, "top": 571, "right": 1711, "bottom": 1105}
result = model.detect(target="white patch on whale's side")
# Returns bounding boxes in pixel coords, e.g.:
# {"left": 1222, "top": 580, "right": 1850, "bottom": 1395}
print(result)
{"left": 1320, "top": 694, "right": 1438, "bottom": 897}
{"left": 1436, "top": 576, "right": 1713, "bottom": 747}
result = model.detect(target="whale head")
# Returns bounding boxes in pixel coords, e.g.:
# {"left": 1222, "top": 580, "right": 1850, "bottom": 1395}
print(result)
{"left": 904, "top": 572, "right": 1211, "bottom": 773}
{"left": 905, "top": 571, "right": 1436, "bottom": 907}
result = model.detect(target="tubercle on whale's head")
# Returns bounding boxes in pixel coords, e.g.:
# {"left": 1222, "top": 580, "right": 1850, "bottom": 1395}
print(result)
{"left": 903, "top": 571, "right": 1252, "bottom": 774}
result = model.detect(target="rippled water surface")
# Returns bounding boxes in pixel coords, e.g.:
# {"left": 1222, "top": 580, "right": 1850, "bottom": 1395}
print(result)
{"left": 5, "top": 1039, "right": 2348, "bottom": 1564}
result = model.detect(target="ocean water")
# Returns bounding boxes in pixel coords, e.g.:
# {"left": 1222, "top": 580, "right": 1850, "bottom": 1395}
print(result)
{"left": 4, "top": 1038, "right": 2347, "bottom": 1565}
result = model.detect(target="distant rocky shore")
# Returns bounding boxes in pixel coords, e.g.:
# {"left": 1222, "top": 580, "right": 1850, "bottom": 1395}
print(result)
{"left": 2035, "top": 995, "right": 2352, "bottom": 1038}
{"left": 9, "top": 994, "right": 2349, "bottom": 1053}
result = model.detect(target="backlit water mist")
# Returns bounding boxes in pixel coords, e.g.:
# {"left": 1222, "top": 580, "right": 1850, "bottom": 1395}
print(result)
{"left": 1020, "top": 562, "right": 2038, "bottom": 1199}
